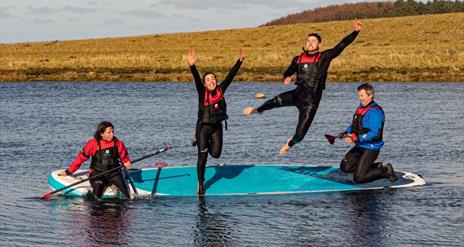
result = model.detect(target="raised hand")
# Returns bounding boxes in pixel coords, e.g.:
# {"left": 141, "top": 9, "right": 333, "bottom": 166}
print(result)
{"left": 354, "top": 18, "right": 363, "bottom": 32}
{"left": 239, "top": 48, "right": 245, "bottom": 62}
{"left": 186, "top": 49, "right": 196, "bottom": 66}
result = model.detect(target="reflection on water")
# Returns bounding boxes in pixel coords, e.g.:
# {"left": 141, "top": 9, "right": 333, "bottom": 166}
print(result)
{"left": 83, "top": 200, "right": 132, "bottom": 246}
{"left": 343, "top": 190, "right": 390, "bottom": 246}
{"left": 194, "top": 197, "right": 234, "bottom": 247}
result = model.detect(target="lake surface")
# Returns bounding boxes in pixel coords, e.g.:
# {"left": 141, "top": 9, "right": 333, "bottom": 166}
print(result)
{"left": 0, "top": 82, "right": 462, "bottom": 246}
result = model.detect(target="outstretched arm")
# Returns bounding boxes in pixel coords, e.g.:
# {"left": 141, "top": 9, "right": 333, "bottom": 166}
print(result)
{"left": 283, "top": 56, "right": 299, "bottom": 85}
{"left": 186, "top": 50, "right": 204, "bottom": 93}
{"left": 327, "top": 19, "right": 363, "bottom": 59}
{"left": 221, "top": 49, "right": 244, "bottom": 92}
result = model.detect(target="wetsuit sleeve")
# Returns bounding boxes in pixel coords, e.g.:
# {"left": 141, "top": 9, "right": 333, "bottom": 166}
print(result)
{"left": 220, "top": 59, "right": 243, "bottom": 92}
{"left": 66, "top": 139, "right": 96, "bottom": 174}
{"left": 190, "top": 64, "right": 204, "bottom": 94}
{"left": 345, "top": 124, "right": 352, "bottom": 134}
{"left": 358, "top": 108, "right": 384, "bottom": 143}
{"left": 325, "top": 31, "right": 359, "bottom": 60}
{"left": 283, "top": 56, "right": 299, "bottom": 78}
{"left": 117, "top": 140, "right": 131, "bottom": 164}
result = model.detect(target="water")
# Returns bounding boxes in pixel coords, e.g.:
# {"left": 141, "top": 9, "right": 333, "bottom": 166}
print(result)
{"left": 0, "top": 82, "right": 462, "bottom": 246}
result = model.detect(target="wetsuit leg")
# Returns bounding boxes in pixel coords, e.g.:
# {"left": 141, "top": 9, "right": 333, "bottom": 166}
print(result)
{"left": 288, "top": 88, "right": 323, "bottom": 147}
{"left": 340, "top": 146, "right": 363, "bottom": 173}
{"left": 257, "top": 89, "right": 297, "bottom": 113}
{"left": 208, "top": 123, "right": 223, "bottom": 158}
{"left": 353, "top": 149, "right": 383, "bottom": 183}
{"left": 197, "top": 123, "right": 212, "bottom": 183}
{"left": 108, "top": 171, "right": 130, "bottom": 198}
{"left": 90, "top": 175, "right": 109, "bottom": 199}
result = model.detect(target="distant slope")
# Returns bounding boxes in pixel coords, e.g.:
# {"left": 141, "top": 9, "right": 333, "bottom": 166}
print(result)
{"left": 263, "top": 0, "right": 464, "bottom": 26}
{"left": 0, "top": 13, "right": 463, "bottom": 82}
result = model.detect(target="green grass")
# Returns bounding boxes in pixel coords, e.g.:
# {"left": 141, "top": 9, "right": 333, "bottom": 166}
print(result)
{"left": 0, "top": 13, "right": 463, "bottom": 82}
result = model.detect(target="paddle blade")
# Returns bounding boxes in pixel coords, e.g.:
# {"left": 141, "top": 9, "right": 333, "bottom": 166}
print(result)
{"left": 325, "top": 134, "right": 336, "bottom": 145}
{"left": 155, "top": 162, "right": 168, "bottom": 168}
{"left": 40, "top": 191, "right": 53, "bottom": 199}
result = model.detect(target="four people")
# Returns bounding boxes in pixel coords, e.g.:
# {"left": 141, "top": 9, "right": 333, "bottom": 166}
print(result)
{"left": 340, "top": 83, "right": 397, "bottom": 183}
{"left": 57, "top": 19, "right": 399, "bottom": 198}
{"left": 243, "top": 19, "right": 363, "bottom": 155}
{"left": 186, "top": 49, "right": 244, "bottom": 194}
{"left": 59, "top": 121, "right": 132, "bottom": 199}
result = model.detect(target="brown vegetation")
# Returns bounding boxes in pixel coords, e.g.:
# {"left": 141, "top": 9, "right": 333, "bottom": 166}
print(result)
{"left": 0, "top": 13, "right": 463, "bottom": 82}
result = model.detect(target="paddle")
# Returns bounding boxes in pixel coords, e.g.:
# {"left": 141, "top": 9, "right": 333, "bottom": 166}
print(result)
{"left": 324, "top": 133, "right": 349, "bottom": 145}
{"left": 40, "top": 145, "right": 173, "bottom": 199}
{"left": 151, "top": 162, "right": 168, "bottom": 196}
{"left": 123, "top": 166, "right": 138, "bottom": 195}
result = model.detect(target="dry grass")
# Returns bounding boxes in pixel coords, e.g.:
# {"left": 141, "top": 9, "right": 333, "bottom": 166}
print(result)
{"left": 1, "top": 13, "right": 463, "bottom": 82}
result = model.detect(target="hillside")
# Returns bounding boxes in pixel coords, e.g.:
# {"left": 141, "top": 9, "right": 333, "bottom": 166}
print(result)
{"left": 0, "top": 13, "right": 463, "bottom": 82}
{"left": 263, "top": 0, "right": 464, "bottom": 26}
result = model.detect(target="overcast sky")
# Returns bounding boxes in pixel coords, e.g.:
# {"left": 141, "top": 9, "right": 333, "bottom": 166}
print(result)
{"left": 2, "top": 0, "right": 381, "bottom": 43}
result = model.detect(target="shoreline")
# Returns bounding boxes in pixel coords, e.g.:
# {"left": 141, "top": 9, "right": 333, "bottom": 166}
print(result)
{"left": 1, "top": 67, "right": 463, "bottom": 83}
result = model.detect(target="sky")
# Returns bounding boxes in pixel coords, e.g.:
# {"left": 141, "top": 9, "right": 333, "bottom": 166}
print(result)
{"left": 1, "top": 0, "right": 380, "bottom": 43}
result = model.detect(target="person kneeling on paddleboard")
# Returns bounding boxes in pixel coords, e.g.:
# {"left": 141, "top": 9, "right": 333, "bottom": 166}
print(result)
{"left": 59, "top": 121, "right": 132, "bottom": 199}
{"left": 186, "top": 49, "right": 244, "bottom": 195}
{"left": 339, "top": 83, "right": 397, "bottom": 183}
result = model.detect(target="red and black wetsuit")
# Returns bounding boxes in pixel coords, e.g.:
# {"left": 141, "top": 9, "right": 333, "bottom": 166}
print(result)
{"left": 257, "top": 31, "right": 359, "bottom": 147}
{"left": 190, "top": 59, "right": 242, "bottom": 183}
{"left": 65, "top": 137, "right": 131, "bottom": 198}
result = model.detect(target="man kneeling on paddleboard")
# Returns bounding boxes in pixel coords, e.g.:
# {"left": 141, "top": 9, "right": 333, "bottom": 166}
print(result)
{"left": 339, "top": 83, "right": 397, "bottom": 183}
{"left": 58, "top": 121, "right": 132, "bottom": 199}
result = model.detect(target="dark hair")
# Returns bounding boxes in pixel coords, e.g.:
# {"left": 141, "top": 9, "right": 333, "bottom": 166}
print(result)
{"left": 307, "top": 33, "right": 321, "bottom": 43}
{"left": 94, "top": 121, "right": 114, "bottom": 140}
{"left": 357, "top": 83, "right": 375, "bottom": 98}
{"left": 202, "top": 72, "right": 217, "bottom": 84}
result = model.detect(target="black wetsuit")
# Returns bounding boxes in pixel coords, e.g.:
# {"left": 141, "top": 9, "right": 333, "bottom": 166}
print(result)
{"left": 257, "top": 31, "right": 359, "bottom": 147}
{"left": 190, "top": 60, "right": 243, "bottom": 183}
{"left": 90, "top": 140, "right": 130, "bottom": 198}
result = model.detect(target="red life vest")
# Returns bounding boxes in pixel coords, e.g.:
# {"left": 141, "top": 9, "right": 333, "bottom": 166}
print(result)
{"left": 201, "top": 87, "right": 228, "bottom": 124}
{"left": 351, "top": 104, "right": 384, "bottom": 142}
{"left": 296, "top": 52, "right": 321, "bottom": 88}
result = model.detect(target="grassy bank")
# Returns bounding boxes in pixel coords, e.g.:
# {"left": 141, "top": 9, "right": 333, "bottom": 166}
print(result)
{"left": 1, "top": 13, "right": 463, "bottom": 82}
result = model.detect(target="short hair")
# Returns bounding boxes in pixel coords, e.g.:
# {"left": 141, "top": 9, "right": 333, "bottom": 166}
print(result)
{"left": 307, "top": 33, "right": 321, "bottom": 43}
{"left": 94, "top": 121, "right": 114, "bottom": 140}
{"left": 357, "top": 83, "right": 375, "bottom": 98}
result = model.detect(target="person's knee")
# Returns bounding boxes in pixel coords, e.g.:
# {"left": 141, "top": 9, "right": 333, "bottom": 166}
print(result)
{"left": 340, "top": 157, "right": 355, "bottom": 173}
{"left": 198, "top": 148, "right": 208, "bottom": 162}
{"left": 210, "top": 150, "right": 221, "bottom": 159}
{"left": 353, "top": 171, "right": 369, "bottom": 183}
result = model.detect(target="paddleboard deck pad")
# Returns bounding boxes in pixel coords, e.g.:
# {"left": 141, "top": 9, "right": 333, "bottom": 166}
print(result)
{"left": 47, "top": 164, "right": 425, "bottom": 198}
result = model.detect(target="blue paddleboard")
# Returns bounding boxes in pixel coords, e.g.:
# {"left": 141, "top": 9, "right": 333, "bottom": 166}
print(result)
{"left": 47, "top": 164, "right": 425, "bottom": 198}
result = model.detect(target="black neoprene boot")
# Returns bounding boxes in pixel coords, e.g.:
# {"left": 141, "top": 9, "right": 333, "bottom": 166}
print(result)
{"left": 382, "top": 163, "right": 397, "bottom": 182}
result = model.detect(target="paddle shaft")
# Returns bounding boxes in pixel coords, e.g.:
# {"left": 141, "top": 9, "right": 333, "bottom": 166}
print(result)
{"left": 123, "top": 166, "right": 138, "bottom": 195}
{"left": 40, "top": 146, "right": 172, "bottom": 199}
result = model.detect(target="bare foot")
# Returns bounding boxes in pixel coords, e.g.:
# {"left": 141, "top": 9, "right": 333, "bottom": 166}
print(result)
{"left": 279, "top": 138, "right": 292, "bottom": 155}
{"left": 243, "top": 107, "right": 258, "bottom": 115}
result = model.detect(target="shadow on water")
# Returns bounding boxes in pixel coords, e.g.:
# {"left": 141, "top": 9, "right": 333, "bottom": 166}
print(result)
{"left": 204, "top": 165, "right": 254, "bottom": 191}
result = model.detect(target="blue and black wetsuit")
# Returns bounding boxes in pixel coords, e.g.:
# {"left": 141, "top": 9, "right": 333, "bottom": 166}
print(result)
{"left": 340, "top": 101, "right": 387, "bottom": 183}
{"left": 257, "top": 31, "right": 359, "bottom": 147}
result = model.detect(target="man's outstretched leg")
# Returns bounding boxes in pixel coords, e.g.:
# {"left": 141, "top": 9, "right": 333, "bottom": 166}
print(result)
{"left": 243, "top": 89, "right": 296, "bottom": 116}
